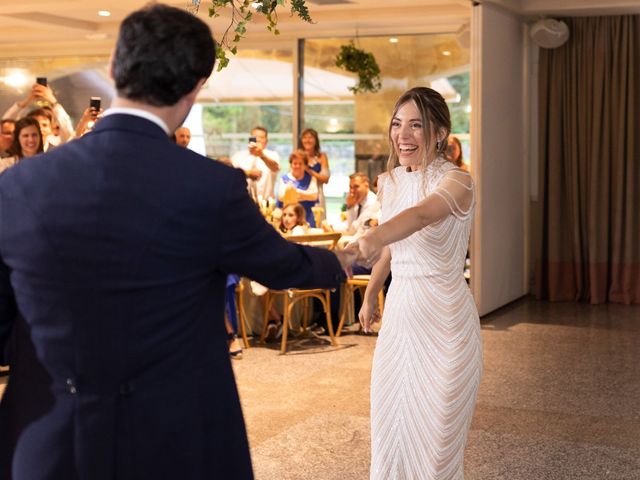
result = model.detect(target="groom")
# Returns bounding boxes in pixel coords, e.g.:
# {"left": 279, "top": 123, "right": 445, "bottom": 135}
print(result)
{"left": 0, "top": 4, "right": 351, "bottom": 480}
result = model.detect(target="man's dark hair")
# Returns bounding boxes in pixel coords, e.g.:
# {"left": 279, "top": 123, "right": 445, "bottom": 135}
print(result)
{"left": 1, "top": 119, "right": 16, "bottom": 129}
{"left": 112, "top": 4, "right": 216, "bottom": 107}
{"left": 252, "top": 126, "right": 268, "bottom": 137}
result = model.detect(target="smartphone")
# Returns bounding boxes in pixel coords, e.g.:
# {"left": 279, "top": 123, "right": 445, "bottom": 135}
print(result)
{"left": 36, "top": 77, "right": 47, "bottom": 87}
{"left": 89, "top": 97, "right": 102, "bottom": 111}
{"left": 248, "top": 136, "right": 257, "bottom": 143}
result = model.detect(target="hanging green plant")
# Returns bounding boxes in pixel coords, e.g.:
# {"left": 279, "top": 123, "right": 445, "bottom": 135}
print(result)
{"left": 335, "top": 42, "right": 382, "bottom": 94}
{"left": 189, "top": 0, "right": 313, "bottom": 71}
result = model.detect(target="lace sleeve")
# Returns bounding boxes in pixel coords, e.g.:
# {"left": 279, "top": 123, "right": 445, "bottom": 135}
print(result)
{"left": 431, "top": 169, "right": 474, "bottom": 219}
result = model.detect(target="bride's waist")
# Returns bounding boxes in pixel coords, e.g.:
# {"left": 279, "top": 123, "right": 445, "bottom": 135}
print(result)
{"left": 390, "top": 261, "right": 462, "bottom": 280}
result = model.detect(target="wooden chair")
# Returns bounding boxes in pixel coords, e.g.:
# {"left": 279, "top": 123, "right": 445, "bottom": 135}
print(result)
{"left": 259, "top": 232, "right": 342, "bottom": 354}
{"left": 235, "top": 282, "right": 251, "bottom": 349}
{"left": 337, "top": 274, "right": 385, "bottom": 336}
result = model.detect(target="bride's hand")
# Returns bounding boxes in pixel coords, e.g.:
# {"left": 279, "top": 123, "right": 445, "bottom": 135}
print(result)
{"left": 358, "top": 298, "right": 380, "bottom": 334}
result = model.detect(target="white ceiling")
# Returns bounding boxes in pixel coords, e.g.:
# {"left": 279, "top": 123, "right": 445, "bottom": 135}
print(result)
{"left": 0, "top": 0, "right": 636, "bottom": 61}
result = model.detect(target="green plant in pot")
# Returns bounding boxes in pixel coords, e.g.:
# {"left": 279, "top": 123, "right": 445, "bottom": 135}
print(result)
{"left": 335, "top": 42, "right": 382, "bottom": 94}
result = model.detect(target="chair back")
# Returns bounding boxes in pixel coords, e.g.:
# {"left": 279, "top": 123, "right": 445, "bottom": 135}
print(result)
{"left": 284, "top": 232, "right": 342, "bottom": 250}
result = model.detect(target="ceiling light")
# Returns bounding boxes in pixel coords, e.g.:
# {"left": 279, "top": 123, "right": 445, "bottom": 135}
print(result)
{"left": 4, "top": 70, "right": 29, "bottom": 88}
{"left": 389, "top": 38, "right": 399, "bottom": 44}
{"left": 98, "top": 10, "right": 111, "bottom": 17}
{"left": 442, "top": 50, "right": 451, "bottom": 56}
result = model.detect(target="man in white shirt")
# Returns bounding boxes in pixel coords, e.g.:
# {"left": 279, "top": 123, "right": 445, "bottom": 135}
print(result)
{"left": 343, "top": 172, "right": 380, "bottom": 239}
{"left": 174, "top": 126, "right": 191, "bottom": 148}
{"left": 231, "top": 126, "right": 280, "bottom": 200}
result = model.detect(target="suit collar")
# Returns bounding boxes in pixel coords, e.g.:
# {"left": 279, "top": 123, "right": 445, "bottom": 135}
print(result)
{"left": 103, "top": 107, "right": 170, "bottom": 134}
{"left": 92, "top": 113, "right": 170, "bottom": 140}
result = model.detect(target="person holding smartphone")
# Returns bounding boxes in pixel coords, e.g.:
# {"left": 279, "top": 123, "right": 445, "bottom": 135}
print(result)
{"left": 2, "top": 78, "right": 75, "bottom": 146}
{"left": 74, "top": 97, "right": 104, "bottom": 137}
{"left": 230, "top": 126, "right": 280, "bottom": 201}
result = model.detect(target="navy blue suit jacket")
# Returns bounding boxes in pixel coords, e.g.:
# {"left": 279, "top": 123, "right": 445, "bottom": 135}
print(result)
{"left": 0, "top": 114, "right": 345, "bottom": 480}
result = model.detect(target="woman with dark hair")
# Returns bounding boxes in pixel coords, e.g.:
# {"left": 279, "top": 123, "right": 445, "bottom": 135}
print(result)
{"left": 299, "top": 128, "right": 330, "bottom": 219}
{"left": 0, "top": 117, "right": 44, "bottom": 173}
{"left": 355, "top": 87, "right": 481, "bottom": 479}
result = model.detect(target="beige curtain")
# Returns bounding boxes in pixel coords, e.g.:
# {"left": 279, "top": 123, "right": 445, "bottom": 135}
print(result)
{"left": 536, "top": 15, "right": 640, "bottom": 304}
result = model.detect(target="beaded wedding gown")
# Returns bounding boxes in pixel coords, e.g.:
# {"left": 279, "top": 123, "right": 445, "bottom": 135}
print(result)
{"left": 370, "top": 157, "right": 483, "bottom": 480}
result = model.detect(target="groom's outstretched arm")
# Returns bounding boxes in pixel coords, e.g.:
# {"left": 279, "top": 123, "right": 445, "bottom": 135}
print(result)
{"left": 217, "top": 169, "right": 346, "bottom": 290}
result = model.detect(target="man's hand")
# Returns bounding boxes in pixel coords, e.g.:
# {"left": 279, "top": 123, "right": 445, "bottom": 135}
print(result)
{"left": 32, "top": 84, "right": 58, "bottom": 105}
{"left": 345, "top": 192, "right": 358, "bottom": 209}
{"left": 356, "top": 232, "right": 384, "bottom": 268}
{"left": 334, "top": 248, "right": 357, "bottom": 277}
{"left": 248, "top": 143, "right": 263, "bottom": 158}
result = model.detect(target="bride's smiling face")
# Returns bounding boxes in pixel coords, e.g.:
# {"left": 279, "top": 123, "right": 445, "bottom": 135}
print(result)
{"left": 390, "top": 101, "right": 427, "bottom": 171}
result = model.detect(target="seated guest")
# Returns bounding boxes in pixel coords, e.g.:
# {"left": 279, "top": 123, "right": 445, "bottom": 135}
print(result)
{"left": 0, "top": 117, "right": 44, "bottom": 173}
{"left": 3, "top": 82, "right": 74, "bottom": 146}
{"left": 279, "top": 203, "right": 308, "bottom": 235}
{"left": 0, "top": 119, "right": 16, "bottom": 158}
{"left": 277, "top": 149, "right": 319, "bottom": 227}
{"left": 336, "top": 172, "right": 380, "bottom": 239}
{"left": 231, "top": 126, "right": 280, "bottom": 201}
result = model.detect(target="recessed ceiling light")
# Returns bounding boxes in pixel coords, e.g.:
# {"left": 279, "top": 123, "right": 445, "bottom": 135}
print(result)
{"left": 442, "top": 50, "right": 451, "bottom": 56}
{"left": 4, "top": 70, "right": 29, "bottom": 88}
{"left": 389, "top": 38, "right": 399, "bottom": 44}
{"left": 98, "top": 10, "right": 111, "bottom": 17}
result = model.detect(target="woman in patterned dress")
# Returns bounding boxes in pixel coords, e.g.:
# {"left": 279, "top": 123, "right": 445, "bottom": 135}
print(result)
{"left": 356, "top": 87, "right": 483, "bottom": 479}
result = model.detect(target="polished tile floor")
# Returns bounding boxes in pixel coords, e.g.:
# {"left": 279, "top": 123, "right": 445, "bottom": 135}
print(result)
{"left": 1, "top": 297, "right": 638, "bottom": 479}
{"left": 233, "top": 297, "right": 640, "bottom": 479}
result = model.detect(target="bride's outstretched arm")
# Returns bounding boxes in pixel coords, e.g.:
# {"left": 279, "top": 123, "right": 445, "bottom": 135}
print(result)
{"left": 358, "top": 246, "right": 390, "bottom": 333}
{"left": 357, "top": 170, "right": 473, "bottom": 265}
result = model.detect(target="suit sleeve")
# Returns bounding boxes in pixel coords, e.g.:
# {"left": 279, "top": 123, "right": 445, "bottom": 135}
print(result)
{"left": 0, "top": 190, "right": 17, "bottom": 364}
{"left": 0, "top": 259, "right": 16, "bottom": 364}
{"left": 217, "top": 170, "right": 345, "bottom": 290}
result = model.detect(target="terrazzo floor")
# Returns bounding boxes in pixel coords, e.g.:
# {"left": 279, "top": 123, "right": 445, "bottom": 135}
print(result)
{"left": 0, "top": 297, "right": 638, "bottom": 479}
{"left": 233, "top": 297, "right": 640, "bottom": 479}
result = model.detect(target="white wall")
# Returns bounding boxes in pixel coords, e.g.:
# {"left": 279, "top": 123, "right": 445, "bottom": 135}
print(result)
{"left": 471, "top": 2, "right": 528, "bottom": 316}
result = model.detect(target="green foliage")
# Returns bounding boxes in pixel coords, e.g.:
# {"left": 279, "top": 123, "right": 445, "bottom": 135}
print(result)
{"left": 334, "top": 42, "right": 382, "bottom": 94}
{"left": 195, "top": 0, "right": 313, "bottom": 71}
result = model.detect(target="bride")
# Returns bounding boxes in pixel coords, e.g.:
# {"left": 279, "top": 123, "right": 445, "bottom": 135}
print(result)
{"left": 356, "top": 87, "right": 483, "bottom": 479}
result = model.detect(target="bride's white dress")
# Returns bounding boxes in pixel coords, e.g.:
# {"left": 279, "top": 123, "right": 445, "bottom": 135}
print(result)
{"left": 370, "top": 158, "right": 483, "bottom": 480}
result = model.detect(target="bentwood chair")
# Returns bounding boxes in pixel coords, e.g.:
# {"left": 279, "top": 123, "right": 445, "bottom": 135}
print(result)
{"left": 259, "top": 231, "right": 342, "bottom": 354}
{"left": 336, "top": 274, "right": 385, "bottom": 336}
{"left": 235, "top": 282, "right": 251, "bottom": 349}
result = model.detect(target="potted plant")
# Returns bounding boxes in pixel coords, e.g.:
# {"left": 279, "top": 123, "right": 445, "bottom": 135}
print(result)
{"left": 335, "top": 42, "right": 382, "bottom": 94}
